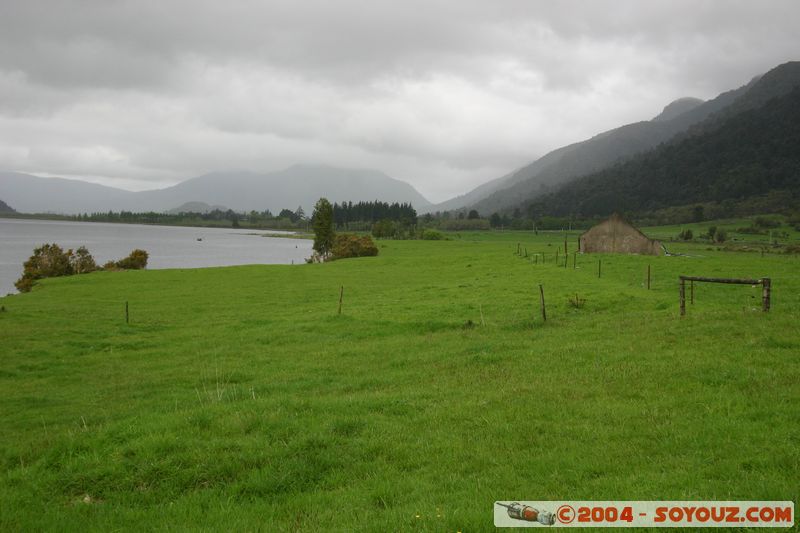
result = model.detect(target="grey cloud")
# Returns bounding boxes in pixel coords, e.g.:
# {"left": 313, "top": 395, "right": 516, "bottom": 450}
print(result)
{"left": 0, "top": 0, "right": 798, "bottom": 201}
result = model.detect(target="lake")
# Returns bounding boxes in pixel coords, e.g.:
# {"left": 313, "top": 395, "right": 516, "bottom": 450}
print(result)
{"left": 0, "top": 218, "right": 313, "bottom": 295}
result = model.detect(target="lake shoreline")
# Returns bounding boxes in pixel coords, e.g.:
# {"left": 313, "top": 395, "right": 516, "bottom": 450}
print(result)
{"left": 0, "top": 217, "right": 313, "bottom": 296}
{"left": 0, "top": 212, "right": 306, "bottom": 232}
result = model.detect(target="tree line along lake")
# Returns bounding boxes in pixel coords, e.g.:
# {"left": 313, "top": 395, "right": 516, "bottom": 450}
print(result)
{"left": 0, "top": 218, "right": 313, "bottom": 296}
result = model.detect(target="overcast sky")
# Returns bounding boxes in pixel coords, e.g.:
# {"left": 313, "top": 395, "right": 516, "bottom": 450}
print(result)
{"left": 1, "top": 0, "right": 798, "bottom": 202}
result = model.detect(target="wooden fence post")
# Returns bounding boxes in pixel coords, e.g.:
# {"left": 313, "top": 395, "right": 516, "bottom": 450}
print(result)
{"left": 762, "top": 278, "right": 771, "bottom": 312}
{"left": 647, "top": 265, "right": 651, "bottom": 290}
{"left": 125, "top": 301, "right": 129, "bottom": 324}
{"left": 679, "top": 277, "right": 686, "bottom": 316}
{"left": 338, "top": 286, "right": 344, "bottom": 315}
{"left": 679, "top": 275, "right": 772, "bottom": 315}
{"left": 598, "top": 259, "right": 601, "bottom": 278}
{"left": 538, "top": 284, "right": 547, "bottom": 322}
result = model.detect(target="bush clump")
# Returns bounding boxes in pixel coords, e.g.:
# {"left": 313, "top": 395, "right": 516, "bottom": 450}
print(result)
{"left": 421, "top": 229, "right": 445, "bottom": 240}
{"left": 784, "top": 244, "right": 800, "bottom": 254}
{"left": 735, "top": 226, "right": 766, "bottom": 235}
{"left": 71, "top": 246, "right": 98, "bottom": 273}
{"left": 115, "top": 249, "right": 149, "bottom": 270}
{"left": 371, "top": 219, "right": 396, "bottom": 239}
{"left": 15, "top": 243, "right": 81, "bottom": 292}
{"left": 15, "top": 244, "right": 146, "bottom": 292}
{"left": 330, "top": 234, "right": 379, "bottom": 260}
{"left": 753, "top": 216, "right": 780, "bottom": 229}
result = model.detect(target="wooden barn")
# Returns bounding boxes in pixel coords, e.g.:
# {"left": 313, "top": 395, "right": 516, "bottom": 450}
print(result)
{"left": 579, "top": 213, "right": 662, "bottom": 255}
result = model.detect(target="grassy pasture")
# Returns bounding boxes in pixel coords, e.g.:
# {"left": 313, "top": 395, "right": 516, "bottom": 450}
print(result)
{"left": 1, "top": 225, "right": 799, "bottom": 531}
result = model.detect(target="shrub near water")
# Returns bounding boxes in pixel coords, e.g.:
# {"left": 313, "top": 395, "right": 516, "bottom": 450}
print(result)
{"left": 15, "top": 244, "right": 146, "bottom": 292}
{"left": 330, "top": 234, "right": 378, "bottom": 260}
{"left": 114, "top": 249, "right": 149, "bottom": 270}
{"left": 14, "top": 244, "right": 97, "bottom": 292}
{"left": 71, "top": 246, "right": 98, "bottom": 273}
{"left": 103, "top": 249, "right": 150, "bottom": 271}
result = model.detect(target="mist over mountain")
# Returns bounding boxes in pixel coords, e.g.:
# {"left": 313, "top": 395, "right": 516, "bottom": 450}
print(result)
{"left": 424, "top": 68, "right": 765, "bottom": 216}
{"left": 0, "top": 173, "right": 131, "bottom": 214}
{"left": 652, "top": 97, "right": 704, "bottom": 121}
{"left": 4, "top": 62, "right": 798, "bottom": 221}
{"left": 0, "top": 165, "right": 431, "bottom": 215}
{"left": 523, "top": 65, "right": 800, "bottom": 218}
{"left": 166, "top": 202, "right": 230, "bottom": 214}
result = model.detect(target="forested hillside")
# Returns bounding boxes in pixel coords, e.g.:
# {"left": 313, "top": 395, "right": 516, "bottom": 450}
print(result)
{"left": 525, "top": 87, "right": 800, "bottom": 218}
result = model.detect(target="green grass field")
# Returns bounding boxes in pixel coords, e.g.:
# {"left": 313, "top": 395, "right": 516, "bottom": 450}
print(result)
{"left": 1, "top": 225, "right": 799, "bottom": 531}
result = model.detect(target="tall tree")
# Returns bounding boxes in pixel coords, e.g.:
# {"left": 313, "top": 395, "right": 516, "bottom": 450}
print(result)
{"left": 311, "top": 198, "right": 335, "bottom": 259}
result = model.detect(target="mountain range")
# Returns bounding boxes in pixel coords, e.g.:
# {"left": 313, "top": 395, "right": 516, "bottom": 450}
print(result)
{"left": 0, "top": 165, "right": 431, "bottom": 215}
{"left": 2, "top": 61, "right": 798, "bottom": 219}
{"left": 526, "top": 82, "right": 800, "bottom": 218}
{"left": 426, "top": 60, "right": 800, "bottom": 216}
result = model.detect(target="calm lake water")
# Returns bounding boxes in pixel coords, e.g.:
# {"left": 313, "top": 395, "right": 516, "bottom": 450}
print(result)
{"left": 0, "top": 218, "right": 312, "bottom": 296}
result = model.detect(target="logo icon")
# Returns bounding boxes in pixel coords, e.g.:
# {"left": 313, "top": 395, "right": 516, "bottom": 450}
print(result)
{"left": 496, "top": 502, "right": 556, "bottom": 525}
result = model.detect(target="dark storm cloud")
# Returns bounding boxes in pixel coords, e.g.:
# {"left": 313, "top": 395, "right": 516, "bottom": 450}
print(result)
{"left": 0, "top": 0, "right": 798, "bottom": 200}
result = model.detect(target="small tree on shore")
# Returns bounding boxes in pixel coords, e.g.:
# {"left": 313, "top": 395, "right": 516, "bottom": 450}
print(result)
{"left": 115, "top": 249, "right": 149, "bottom": 270}
{"left": 70, "top": 246, "right": 98, "bottom": 274}
{"left": 311, "top": 198, "right": 335, "bottom": 260}
{"left": 14, "top": 243, "right": 74, "bottom": 292}
{"left": 14, "top": 244, "right": 147, "bottom": 292}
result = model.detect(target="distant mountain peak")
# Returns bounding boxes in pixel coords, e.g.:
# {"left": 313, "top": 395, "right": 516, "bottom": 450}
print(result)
{"left": 0, "top": 198, "right": 16, "bottom": 213}
{"left": 0, "top": 165, "right": 430, "bottom": 214}
{"left": 652, "top": 97, "right": 705, "bottom": 122}
{"left": 167, "top": 201, "right": 230, "bottom": 214}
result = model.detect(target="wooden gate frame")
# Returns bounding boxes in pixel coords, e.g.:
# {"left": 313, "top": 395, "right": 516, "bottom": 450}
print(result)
{"left": 679, "top": 276, "right": 771, "bottom": 316}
